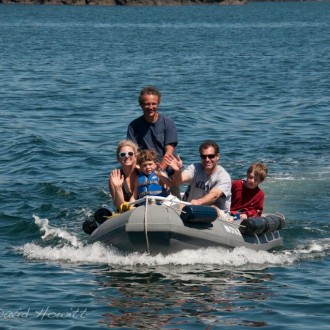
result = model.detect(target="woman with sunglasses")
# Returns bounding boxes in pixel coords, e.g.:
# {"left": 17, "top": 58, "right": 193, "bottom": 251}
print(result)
{"left": 109, "top": 140, "right": 139, "bottom": 210}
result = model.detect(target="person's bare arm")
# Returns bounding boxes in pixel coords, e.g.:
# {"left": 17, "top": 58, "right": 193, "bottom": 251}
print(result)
{"left": 163, "top": 154, "right": 190, "bottom": 185}
{"left": 159, "top": 144, "right": 175, "bottom": 170}
{"left": 190, "top": 188, "right": 223, "bottom": 206}
{"left": 109, "top": 169, "right": 125, "bottom": 209}
{"left": 154, "top": 163, "right": 173, "bottom": 188}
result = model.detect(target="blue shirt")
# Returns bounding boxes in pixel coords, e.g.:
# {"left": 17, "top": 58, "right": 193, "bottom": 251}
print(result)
{"left": 127, "top": 113, "right": 178, "bottom": 162}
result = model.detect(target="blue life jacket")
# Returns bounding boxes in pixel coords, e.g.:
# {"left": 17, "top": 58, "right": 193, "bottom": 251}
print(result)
{"left": 137, "top": 172, "right": 168, "bottom": 199}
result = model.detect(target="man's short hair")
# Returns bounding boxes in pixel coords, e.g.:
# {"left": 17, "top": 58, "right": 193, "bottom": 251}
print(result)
{"left": 199, "top": 140, "right": 220, "bottom": 155}
{"left": 138, "top": 86, "right": 161, "bottom": 106}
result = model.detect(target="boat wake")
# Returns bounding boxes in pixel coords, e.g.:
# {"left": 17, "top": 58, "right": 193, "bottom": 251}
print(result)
{"left": 13, "top": 215, "right": 330, "bottom": 268}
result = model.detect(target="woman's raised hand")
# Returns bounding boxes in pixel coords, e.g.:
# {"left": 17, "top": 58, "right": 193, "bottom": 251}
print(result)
{"left": 109, "top": 169, "right": 124, "bottom": 188}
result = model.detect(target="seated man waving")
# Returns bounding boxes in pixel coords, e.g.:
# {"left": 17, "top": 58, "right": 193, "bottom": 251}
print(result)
{"left": 164, "top": 140, "right": 232, "bottom": 220}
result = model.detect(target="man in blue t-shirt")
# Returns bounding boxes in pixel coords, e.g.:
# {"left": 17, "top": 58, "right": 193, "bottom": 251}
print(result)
{"left": 127, "top": 86, "right": 178, "bottom": 171}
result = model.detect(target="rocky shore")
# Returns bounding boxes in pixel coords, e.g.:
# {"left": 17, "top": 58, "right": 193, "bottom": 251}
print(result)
{"left": 0, "top": 0, "right": 247, "bottom": 5}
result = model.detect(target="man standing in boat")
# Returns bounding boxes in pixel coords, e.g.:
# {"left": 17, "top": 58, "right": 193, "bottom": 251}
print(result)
{"left": 127, "top": 86, "right": 178, "bottom": 171}
{"left": 164, "top": 140, "right": 232, "bottom": 220}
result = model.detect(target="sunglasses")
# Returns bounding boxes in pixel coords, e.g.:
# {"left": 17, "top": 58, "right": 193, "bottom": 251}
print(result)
{"left": 119, "top": 151, "right": 134, "bottom": 158}
{"left": 200, "top": 154, "right": 217, "bottom": 160}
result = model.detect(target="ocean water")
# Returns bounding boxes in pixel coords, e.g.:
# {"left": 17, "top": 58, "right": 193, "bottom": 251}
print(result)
{"left": 1, "top": 2, "right": 330, "bottom": 329}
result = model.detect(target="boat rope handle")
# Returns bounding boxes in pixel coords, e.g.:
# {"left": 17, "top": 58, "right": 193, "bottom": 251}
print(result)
{"left": 274, "top": 212, "right": 286, "bottom": 220}
{"left": 144, "top": 196, "right": 151, "bottom": 254}
{"left": 127, "top": 195, "right": 192, "bottom": 207}
{"left": 161, "top": 203, "right": 184, "bottom": 215}
{"left": 119, "top": 202, "right": 133, "bottom": 213}
{"left": 217, "top": 218, "right": 246, "bottom": 229}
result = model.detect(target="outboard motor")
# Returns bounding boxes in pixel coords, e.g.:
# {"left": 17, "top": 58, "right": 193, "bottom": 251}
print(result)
{"left": 239, "top": 214, "right": 285, "bottom": 236}
{"left": 94, "top": 208, "right": 112, "bottom": 224}
{"left": 82, "top": 219, "right": 98, "bottom": 235}
{"left": 82, "top": 208, "right": 113, "bottom": 235}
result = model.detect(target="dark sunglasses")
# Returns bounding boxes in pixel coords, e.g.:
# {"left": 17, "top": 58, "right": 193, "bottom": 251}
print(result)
{"left": 200, "top": 154, "right": 216, "bottom": 160}
{"left": 119, "top": 151, "right": 134, "bottom": 158}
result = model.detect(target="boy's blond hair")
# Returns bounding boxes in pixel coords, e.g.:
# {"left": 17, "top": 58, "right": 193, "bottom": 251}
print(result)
{"left": 247, "top": 163, "right": 268, "bottom": 183}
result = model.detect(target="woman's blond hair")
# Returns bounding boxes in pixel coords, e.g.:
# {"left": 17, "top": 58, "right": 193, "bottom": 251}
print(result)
{"left": 116, "top": 139, "right": 138, "bottom": 161}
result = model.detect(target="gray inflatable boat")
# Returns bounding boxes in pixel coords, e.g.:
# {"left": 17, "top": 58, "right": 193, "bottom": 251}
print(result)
{"left": 85, "top": 196, "right": 285, "bottom": 255}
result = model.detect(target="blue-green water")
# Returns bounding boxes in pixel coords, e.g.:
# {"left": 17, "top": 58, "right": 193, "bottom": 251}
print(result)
{"left": 1, "top": 2, "right": 330, "bottom": 329}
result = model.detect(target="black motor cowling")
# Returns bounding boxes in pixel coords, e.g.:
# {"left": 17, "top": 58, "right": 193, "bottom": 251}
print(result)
{"left": 82, "top": 208, "right": 113, "bottom": 235}
{"left": 239, "top": 214, "right": 285, "bottom": 236}
{"left": 94, "top": 208, "right": 112, "bottom": 224}
{"left": 82, "top": 219, "right": 98, "bottom": 235}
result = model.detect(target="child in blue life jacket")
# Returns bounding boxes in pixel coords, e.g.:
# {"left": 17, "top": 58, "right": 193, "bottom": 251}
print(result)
{"left": 130, "top": 149, "right": 173, "bottom": 202}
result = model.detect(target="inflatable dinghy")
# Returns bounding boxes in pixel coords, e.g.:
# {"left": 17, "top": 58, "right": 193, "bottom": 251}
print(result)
{"left": 83, "top": 196, "right": 285, "bottom": 255}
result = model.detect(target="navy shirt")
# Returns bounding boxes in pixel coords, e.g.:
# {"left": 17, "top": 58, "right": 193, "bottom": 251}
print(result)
{"left": 127, "top": 113, "right": 178, "bottom": 162}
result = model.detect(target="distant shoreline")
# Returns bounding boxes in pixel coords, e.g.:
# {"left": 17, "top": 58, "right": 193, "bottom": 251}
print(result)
{"left": 0, "top": 0, "right": 242, "bottom": 5}
{"left": 0, "top": 0, "right": 323, "bottom": 6}
{"left": 0, "top": 0, "right": 280, "bottom": 6}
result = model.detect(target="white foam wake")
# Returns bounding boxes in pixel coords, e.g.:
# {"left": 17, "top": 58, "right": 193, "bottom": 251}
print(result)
{"left": 13, "top": 215, "right": 330, "bottom": 268}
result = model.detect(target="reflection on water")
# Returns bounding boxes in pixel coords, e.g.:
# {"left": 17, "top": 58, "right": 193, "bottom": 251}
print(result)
{"left": 94, "top": 266, "right": 275, "bottom": 328}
